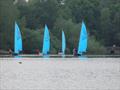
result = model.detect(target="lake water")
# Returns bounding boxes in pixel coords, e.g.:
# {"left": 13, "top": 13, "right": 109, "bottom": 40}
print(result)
{"left": 0, "top": 57, "right": 120, "bottom": 90}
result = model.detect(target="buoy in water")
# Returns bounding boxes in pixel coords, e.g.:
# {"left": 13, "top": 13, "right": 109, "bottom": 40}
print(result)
{"left": 19, "top": 62, "right": 22, "bottom": 64}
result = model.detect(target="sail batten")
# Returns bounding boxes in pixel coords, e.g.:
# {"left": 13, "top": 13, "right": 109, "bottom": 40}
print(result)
{"left": 78, "top": 21, "right": 87, "bottom": 54}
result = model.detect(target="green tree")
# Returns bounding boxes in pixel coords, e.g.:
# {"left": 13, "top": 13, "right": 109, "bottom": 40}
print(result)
{"left": 88, "top": 36, "right": 106, "bottom": 54}
{"left": 24, "top": 0, "right": 59, "bottom": 29}
{"left": 100, "top": 8, "right": 111, "bottom": 45}
{"left": 53, "top": 17, "right": 81, "bottom": 53}
{"left": 0, "top": 0, "right": 19, "bottom": 50}
{"left": 66, "top": 0, "right": 100, "bottom": 34}
{"left": 111, "top": 3, "right": 120, "bottom": 46}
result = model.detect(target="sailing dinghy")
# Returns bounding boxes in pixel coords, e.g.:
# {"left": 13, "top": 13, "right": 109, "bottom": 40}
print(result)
{"left": 78, "top": 21, "right": 88, "bottom": 55}
{"left": 14, "top": 22, "right": 22, "bottom": 55}
{"left": 62, "top": 30, "right": 66, "bottom": 55}
{"left": 42, "top": 24, "right": 50, "bottom": 55}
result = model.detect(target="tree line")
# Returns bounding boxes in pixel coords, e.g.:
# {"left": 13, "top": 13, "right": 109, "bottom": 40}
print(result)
{"left": 0, "top": 0, "right": 120, "bottom": 54}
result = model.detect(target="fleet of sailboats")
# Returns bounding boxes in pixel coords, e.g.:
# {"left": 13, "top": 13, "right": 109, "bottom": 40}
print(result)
{"left": 13, "top": 21, "right": 87, "bottom": 56}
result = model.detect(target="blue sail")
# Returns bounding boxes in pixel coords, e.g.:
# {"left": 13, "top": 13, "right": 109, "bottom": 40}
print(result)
{"left": 14, "top": 22, "right": 22, "bottom": 54}
{"left": 42, "top": 24, "right": 50, "bottom": 55}
{"left": 62, "top": 30, "right": 66, "bottom": 54}
{"left": 78, "top": 21, "right": 87, "bottom": 54}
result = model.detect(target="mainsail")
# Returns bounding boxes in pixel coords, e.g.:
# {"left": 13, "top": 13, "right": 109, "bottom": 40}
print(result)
{"left": 62, "top": 30, "right": 66, "bottom": 54}
{"left": 14, "top": 22, "right": 22, "bottom": 54}
{"left": 42, "top": 24, "right": 50, "bottom": 55}
{"left": 78, "top": 21, "right": 87, "bottom": 55}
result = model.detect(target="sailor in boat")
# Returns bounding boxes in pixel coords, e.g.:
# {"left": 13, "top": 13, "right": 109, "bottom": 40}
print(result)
{"left": 73, "top": 48, "right": 77, "bottom": 56}
{"left": 8, "top": 49, "right": 13, "bottom": 55}
{"left": 8, "top": 49, "right": 18, "bottom": 56}
{"left": 58, "top": 49, "right": 62, "bottom": 55}
{"left": 110, "top": 44, "right": 116, "bottom": 54}
{"left": 35, "top": 49, "right": 40, "bottom": 55}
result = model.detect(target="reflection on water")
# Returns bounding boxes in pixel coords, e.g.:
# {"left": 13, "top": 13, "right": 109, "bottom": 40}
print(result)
{"left": 14, "top": 55, "right": 22, "bottom": 58}
{"left": 42, "top": 55, "right": 50, "bottom": 58}
{"left": 78, "top": 56, "right": 88, "bottom": 61}
{"left": 62, "top": 55, "right": 65, "bottom": 58}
